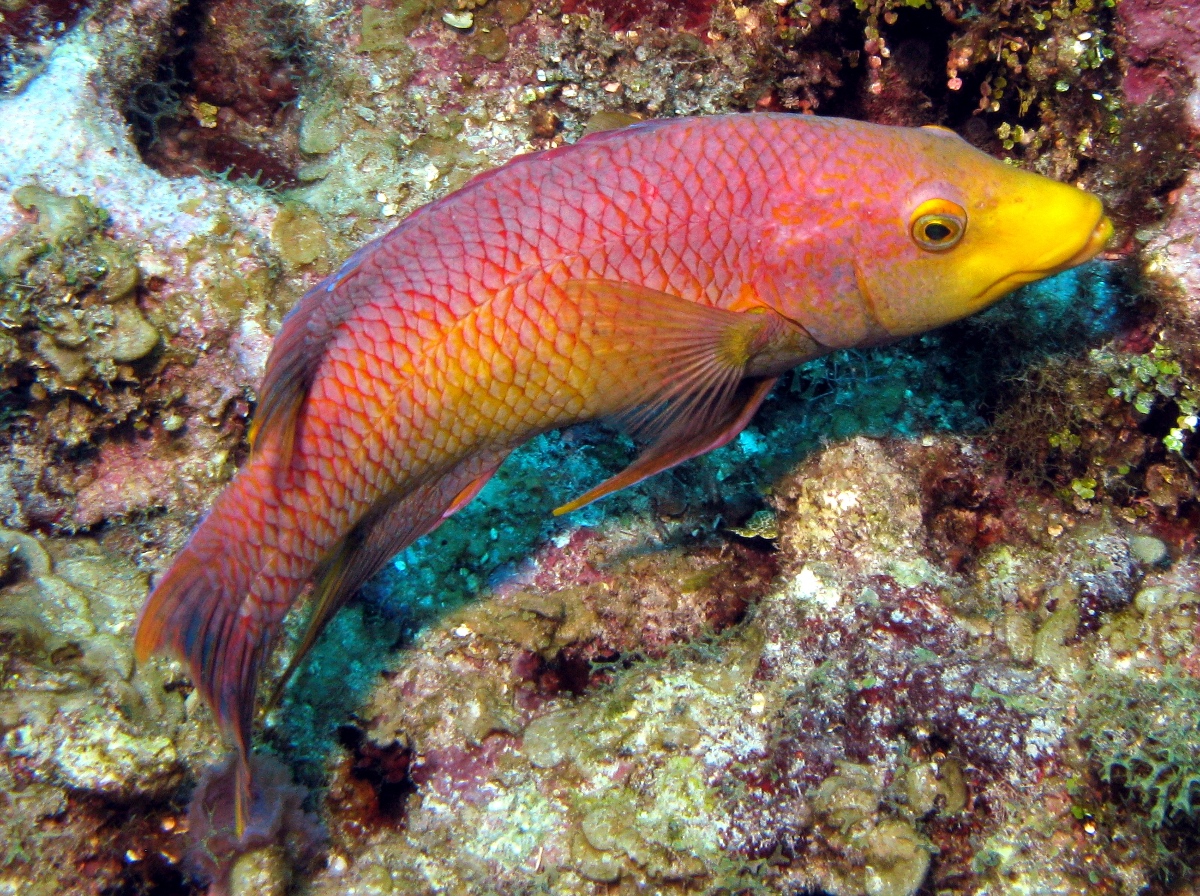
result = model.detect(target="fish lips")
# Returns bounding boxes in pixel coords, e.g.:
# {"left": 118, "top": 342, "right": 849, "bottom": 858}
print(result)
{"left": 973, "top": 213, "right": 1114, "bottom": 308}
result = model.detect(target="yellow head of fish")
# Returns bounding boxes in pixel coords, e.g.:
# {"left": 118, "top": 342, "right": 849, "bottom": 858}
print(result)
{"left": 871, "top": 125, "right": 1112, "bottom": 337}
{"left": 763, "top": 120, "right": 1113, "bottom": 347}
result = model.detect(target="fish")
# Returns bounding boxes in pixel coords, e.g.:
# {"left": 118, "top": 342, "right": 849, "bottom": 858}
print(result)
{"left": 133, "top": 113, "right": 1112, "bottom": 833}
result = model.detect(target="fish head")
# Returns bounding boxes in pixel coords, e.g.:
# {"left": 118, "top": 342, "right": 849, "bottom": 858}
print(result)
{"left": 858, "top": 125, "right": 1112, "bottom": 339}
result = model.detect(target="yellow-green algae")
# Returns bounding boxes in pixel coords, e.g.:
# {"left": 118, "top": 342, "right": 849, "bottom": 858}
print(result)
{"left": 272, "top": 200, "right": 334, "bottom": 270}
{"left": 0, "top": 528, "right": 194, "bottom": 796}
{"left": 0, "top": 186, "right": 159, "bottom": 391}
{"left": 360, "top": 1, "right": 432, "bottom": 54}
{"left": 811, "top": 763, "right": 934, "bottom": 896}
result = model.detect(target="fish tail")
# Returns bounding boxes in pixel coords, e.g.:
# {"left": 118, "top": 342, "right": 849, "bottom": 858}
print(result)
{"left": 234, "top": 752, "right": 251, "bottom": 838}
{"left": 135, "top": 459, "right": 299, "bottom": 837}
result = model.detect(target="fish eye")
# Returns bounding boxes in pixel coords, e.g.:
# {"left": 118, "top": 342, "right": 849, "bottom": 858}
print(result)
{"left": 910, "top": 199, "right": 967, "bottom": 251}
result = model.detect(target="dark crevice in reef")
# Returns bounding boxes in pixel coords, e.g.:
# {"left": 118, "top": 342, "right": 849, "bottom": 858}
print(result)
{"left": 335, "top": 724, "right": 416, "bottom": 825}
{"left": 858, "top": 7, "right": 959, "bottom": 127}
{"left": 757, "top": 6, "right": 960, "bottom": 125}
{"left": 123, "top": 0, "right": 205, "bottom": 154}
{"left": 55, "top": 792, "right": 200, "bottom": 896}
{"left": 102, "top": 861, "right": 193, "bottom": 896}
{"left": 123, "top": 0, "right": 312, "bottom": 190}
{"left": 954, "top": 260, "right": 1141, "bottom": 417}
{"left": 758, "top": 7, "right": 866, "bottom": 117}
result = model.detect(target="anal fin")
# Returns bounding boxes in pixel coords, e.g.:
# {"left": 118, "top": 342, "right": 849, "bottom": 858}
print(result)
{"left": 265, "top": 449, "right": 510, "bottom": 710}
{"left": 442, "top": 466, "right": 502, "bottom": 520}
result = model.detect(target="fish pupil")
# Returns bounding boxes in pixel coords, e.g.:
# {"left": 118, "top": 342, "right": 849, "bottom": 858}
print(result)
{"left": 924, "top": 221, "right": 953, "bottom": 241}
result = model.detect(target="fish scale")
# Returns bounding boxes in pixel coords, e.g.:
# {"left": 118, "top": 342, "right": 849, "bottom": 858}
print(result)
{"left": 135, "top": 112, "right": 1111, "bottom": 833}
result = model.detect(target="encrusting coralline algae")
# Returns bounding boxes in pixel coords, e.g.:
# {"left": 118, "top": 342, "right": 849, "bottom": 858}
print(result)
{"left": 1, "top": 1, "right": 1200, "bottom": 895}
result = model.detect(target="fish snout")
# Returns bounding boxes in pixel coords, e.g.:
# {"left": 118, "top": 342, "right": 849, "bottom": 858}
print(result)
{"left": 1057, "top": 214, "right": 1114, "bottom": 272}
{"left": 969, "top": 207, "right": 1112, "bottom": 311}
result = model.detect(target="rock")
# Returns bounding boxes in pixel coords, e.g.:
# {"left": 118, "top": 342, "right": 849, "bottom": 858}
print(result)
{"left": 1130, "top": 534, "right": 1170, "bottom": 567}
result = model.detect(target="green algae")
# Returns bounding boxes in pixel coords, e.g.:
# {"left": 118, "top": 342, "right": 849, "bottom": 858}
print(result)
{"left": 494, "top": 0, "right": 531, "bottom": 26}
{"left": 450, "top": 588, "right": 601, "bottom": 659}
{"left": 1092, "top": 342, "right": 1199, "bottom": 454}
{"left": 0, "top": 185, "right": 159, "bottom": 392}
{"left": 331, "top": 610, "right": 778, "bottom": 892}
{"left": 523, "top": 627, "right": 768, "bottom": 883}
{"left": 1080, "top": 666, "right": 1200, "bottom": 828}
{"left": 361, "top": 0, "right": 431, "bottom": 53}
{"left": 472, "top": 26, "right": 509, "bottom": 63}
{"left": 272, "top": 200, "right": 331, "bottom": 269}
{"left": 581, "top": 755, "right": 725, "bottom": 876}
{"left": 12, "top": 185, "right": 107, "bottom": 246}
{"left": 0, "top": 777, "right": 68, "bottom": 894}
{"left": 0, "top": 530, "right": 189, "bottom": 797}
{"left": 1032, "top": 582, "right": 1083, "bottom": 679}
{"left": 0, "top": 526, "right": 228, "bottom": 892}
{"left": 228, "top": 845, "right": 292, "bottom": 896}
{"left": 298, "top": 96, "right": 347, "bottom": 156}
{"left": 810, "top": 763, "right": 934, "bottom": 896}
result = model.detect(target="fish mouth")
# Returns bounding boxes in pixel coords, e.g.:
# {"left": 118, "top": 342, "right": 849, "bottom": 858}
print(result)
{"left": 1049, "top": 213, "right": 1114, "bottom": 272}
{"left": 974, "top": 213, "right": 1113, "bottom": 308}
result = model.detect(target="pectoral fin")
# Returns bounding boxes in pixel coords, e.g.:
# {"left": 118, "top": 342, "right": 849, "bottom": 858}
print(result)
{"left": 554, "top": 376, "right": 778, "bottom": 515}
{"left": 552, "top": 278, "right": 783, "bottom": 516}
{"left": 443, "top": 465, "right": 503, "bottom": 519}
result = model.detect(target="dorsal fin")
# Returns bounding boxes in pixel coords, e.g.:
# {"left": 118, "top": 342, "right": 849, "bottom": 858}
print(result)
{"left": 424, "top": 116, "right": 681, "bottom": 209}
{"left": 582, "top": 110, "right": 644, "bottom": 135}
{"left": 249, "top": 236, "right": 385, "bottom": 464}
{"left": 250, "top": 116, "right": 693, "bottom": 466}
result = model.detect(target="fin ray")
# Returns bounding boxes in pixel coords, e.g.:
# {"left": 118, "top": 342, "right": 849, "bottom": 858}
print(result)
{"left": 562, "top": 278, "right": 774, "bottom": 442}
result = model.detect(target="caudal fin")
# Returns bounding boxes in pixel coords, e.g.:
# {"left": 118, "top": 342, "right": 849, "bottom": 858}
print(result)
{"left": 134, "top": 464, "right": 290, "bottom": 834}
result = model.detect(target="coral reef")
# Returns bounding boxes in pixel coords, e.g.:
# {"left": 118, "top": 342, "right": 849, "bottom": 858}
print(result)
{"left": 0, "top": 527, "right": 223, "bottom": 893}
{"left": 1080, "top": 663, "right": 1200, "bottom": 829}
{"left": 296, "top": 437, "right": 1196, "bottom": 895}
{"left": 0, "top": 0, "right": 1198, "bottom": 893}
{"left": 187, "top": 754, "right": 324, "bottom": 894}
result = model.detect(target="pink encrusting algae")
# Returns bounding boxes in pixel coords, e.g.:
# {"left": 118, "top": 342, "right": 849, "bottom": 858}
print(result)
{"left": 133, "top": 112, "right": 1111, "bottom": 832}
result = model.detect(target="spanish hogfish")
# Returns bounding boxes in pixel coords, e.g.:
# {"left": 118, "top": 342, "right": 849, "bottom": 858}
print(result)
{"left": 135, "top": 113, "right": 1111, "bottom": 830}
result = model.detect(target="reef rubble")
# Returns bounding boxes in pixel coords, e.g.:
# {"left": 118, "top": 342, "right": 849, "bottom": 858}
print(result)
{"left": 0, "top": 0, "right": 1199, "bottom": 894}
